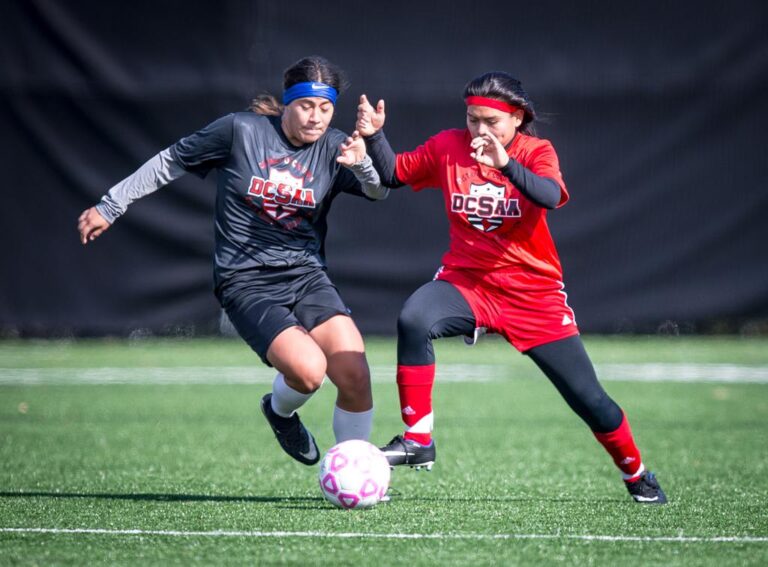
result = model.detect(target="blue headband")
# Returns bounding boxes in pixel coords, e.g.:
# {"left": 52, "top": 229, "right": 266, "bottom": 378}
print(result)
{"left": 282, "top": 82, "right": 338, "bottom": 106}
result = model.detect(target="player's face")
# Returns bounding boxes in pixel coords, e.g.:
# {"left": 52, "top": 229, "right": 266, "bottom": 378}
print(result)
{"left": 282, "top": 97, "right": 335, "bottom": 146}
{"left": 466, "top": 106, "right": 523, "bottom": 147}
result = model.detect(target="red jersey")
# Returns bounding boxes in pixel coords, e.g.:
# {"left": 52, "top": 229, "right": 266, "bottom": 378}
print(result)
{"left": 396, "top": 129, "right": 568, "bottom": 280}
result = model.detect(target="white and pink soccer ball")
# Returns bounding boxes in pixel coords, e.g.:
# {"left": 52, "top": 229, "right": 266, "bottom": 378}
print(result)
{"left": 318, "top": 440, "right": 390, "bottom": 509}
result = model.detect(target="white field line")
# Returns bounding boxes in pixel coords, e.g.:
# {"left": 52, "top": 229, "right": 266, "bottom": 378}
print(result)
{"left": 0, "top": 527, "right": 766, "bottom": 543}
{"left": 1, "top": 364, "right": 768, "bottom": 385}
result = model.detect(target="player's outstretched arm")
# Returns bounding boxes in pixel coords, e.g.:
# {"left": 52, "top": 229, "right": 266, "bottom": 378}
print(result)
{"left": 77, "top": 148, "right": 187, "bottom": 245}
{"left": 78, "top": 207, "right": 111, "bottom": 245}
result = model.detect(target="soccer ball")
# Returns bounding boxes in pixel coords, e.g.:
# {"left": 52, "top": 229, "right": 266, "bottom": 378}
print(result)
{"left": 318, "top": 439, "right": 391, "bottom": 509}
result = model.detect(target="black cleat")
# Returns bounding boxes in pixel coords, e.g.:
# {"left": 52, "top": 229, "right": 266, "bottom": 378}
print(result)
{"left": 379, "top": 435, "right": 435, "bottom": 471}
{"left": 625, "top": 471, "right": 668, "bottom": 504}
{"left": 260, "top": 394, "right": 319, "bottom": 465}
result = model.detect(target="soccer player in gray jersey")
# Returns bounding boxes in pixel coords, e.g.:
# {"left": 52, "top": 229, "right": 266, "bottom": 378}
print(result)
{"left": 78, "top": 56, "right": 388, "bottom": 466}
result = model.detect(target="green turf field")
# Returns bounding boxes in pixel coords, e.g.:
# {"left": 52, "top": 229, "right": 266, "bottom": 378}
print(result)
{"left": 1, "top": 336, "right": 767, "bottom": 565}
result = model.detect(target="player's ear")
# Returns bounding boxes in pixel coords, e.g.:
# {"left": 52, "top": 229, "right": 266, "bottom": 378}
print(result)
{"left": 511, "top": 109, "right": 524, "bottom": 128}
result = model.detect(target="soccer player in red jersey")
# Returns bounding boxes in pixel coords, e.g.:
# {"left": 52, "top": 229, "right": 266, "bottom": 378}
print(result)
{"left": 357, "top": 72, "right": 667, "bottom": 504}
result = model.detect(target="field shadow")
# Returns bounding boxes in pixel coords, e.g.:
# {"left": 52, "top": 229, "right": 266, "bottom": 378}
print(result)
{"left": 0, "top": 491, "right": 325, "bottom": 507}
{"left": 0, "top": 491, "right": 629, "bottom": 507}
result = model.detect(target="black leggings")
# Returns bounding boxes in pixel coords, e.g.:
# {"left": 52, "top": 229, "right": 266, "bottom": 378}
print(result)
{"left": 397, "top": 280, "right": 623, "bottom": 433}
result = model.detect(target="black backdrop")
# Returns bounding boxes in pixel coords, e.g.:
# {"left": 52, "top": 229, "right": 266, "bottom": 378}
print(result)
{"left": 2, "top": 0, "right": 767, "bottom": 337}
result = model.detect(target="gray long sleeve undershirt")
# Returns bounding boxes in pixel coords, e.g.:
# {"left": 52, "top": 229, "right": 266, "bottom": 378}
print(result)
{"left": 95, "top": 148, "right": 386, "bottom": 225}
{"left": 345, "top": 154, "right": 389, "bottom": 200}
{"left": 95, "top": 148, "right": 185, "bottom": 224}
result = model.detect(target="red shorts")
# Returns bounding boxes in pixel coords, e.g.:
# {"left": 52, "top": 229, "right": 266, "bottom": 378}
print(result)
{"left": 436, "top": 266, "right": 579, "bottom": 352}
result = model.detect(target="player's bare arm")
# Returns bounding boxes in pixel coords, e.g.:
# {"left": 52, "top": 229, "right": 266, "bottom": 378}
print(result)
{"left": 77, "top": 207, "right": 111, "bottom": 245}
{"left": 356, "top": 94, "right": 386, "bottom": 136}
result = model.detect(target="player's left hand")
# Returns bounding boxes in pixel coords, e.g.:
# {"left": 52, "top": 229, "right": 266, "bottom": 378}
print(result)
{"left": 470, "top": 131, "right": 510, "bottom": 169}
{"left": 336, "top": 130, "right": 367, "bottom": 167}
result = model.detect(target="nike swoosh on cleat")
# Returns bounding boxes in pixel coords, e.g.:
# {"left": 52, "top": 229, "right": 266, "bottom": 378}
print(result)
{"left": 633, "top": 495, "right": 659, "bottom": 502}
{"left": 382, "top": 450, "right": 406, "bottom": 457}
{"left": 299, "top": 438, "right": 318, "bottom": 461}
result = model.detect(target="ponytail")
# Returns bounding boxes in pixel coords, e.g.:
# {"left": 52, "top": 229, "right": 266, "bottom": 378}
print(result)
{"left": 250, "top": 93, "right": 283, "bottom": 116}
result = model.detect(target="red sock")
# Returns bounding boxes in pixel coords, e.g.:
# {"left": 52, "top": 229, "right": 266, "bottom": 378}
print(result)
{"left": 396, "top": 364, "right": 435, "bottom": 445}
{"left": 593, "top": 412, "right": 644, "bottom": 480}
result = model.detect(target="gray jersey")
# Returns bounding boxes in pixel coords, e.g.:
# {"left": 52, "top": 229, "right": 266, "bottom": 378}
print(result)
{"left": 169, "top": 112, "right": 373, "bottom": 286}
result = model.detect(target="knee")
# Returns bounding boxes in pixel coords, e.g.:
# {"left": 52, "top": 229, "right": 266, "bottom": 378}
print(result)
{"left": 580, "top": 390, "right": 622, "bottom": 432}
{"left": 284, "top": 354, "right": 327, "bottom": 393}
{"left": 333, "top": 364, "right": 372, "bottom": 408}
{"left": 344, "top": 366, "right": 371, "bottom": 394}
{"left": 331, "top": 359, "right": 371, "bottom": 394}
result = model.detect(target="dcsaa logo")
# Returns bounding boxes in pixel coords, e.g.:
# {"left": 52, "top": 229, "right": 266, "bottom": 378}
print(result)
{"left": 247, "top": 168, "right": 316, "bottom": 222}
{"left": 450, "top": 182, "right": 520, "bottom": 232}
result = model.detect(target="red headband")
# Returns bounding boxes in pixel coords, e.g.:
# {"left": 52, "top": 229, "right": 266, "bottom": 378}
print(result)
{"left": 465, "top": 96, "right": 520, "bottom": 114}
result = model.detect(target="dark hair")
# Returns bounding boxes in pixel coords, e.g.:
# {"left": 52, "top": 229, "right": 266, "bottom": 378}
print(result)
{"left": 250, "top": 55, "right": 348, "bottom": 116}
{"left": 463, "top": 72, "right": 537, "bottom": 135}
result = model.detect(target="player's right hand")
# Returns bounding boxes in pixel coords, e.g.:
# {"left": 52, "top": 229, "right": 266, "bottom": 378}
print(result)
{"left": 78, "top": 207, "right": 111, "bottom": 245}
{"left": 356, "top": 94, "right": 386, "bottom": 136}
{"left": 469, "top": 131, "right": 510, "bottom": 169}
{"left": 336, "top": 130, "right": 367, "bottom": 166}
